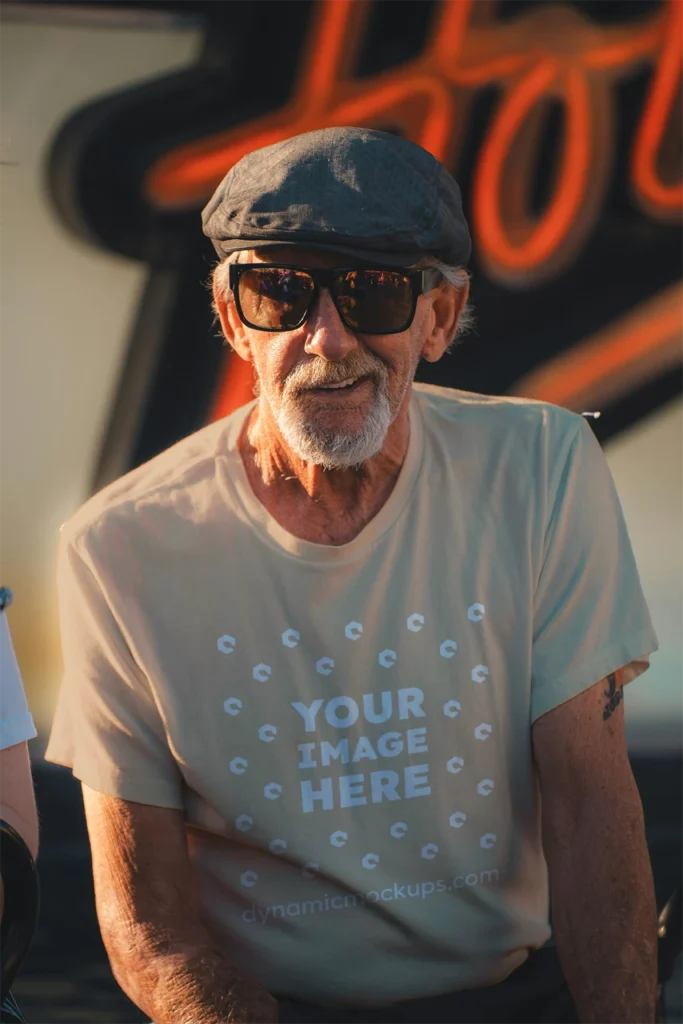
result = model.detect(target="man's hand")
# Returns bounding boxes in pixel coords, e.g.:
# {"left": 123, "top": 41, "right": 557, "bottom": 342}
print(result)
{"left": 82, "top": 786, "right": 278, "bottom": 1024}
{"left": 532, "top": 671, "right": 657, "bottom": 1024}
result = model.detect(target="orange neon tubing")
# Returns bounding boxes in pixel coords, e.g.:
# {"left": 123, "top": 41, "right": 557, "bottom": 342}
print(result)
{"left": 474, "top": 61, "right": 592, "bottom": 273}
{"left": 631, "top": 0, "right": 683, "bottom": 212}
{"left": 331, "top": 74, "right": 456, "bottom": 160}
{"left": 148, "top": 124, "right": 301, "bottom": 205}
{"left": 148, "top": 0, "right": 363, "bottom": 204}
{"left": 428, "top": 0, "right": 474, "bottom": 67}
{"left": 514, "top": 295, "right": 682, "bottom": 407}
{"left": 547, "top": 307, "right": 681, "bottom": 404}
{"left": 147, "top": 68, "right": 456, "bottom": 206}
{"left": 583, "top": 13, "right": 663, "bottom": 70}
{"left": 448, "top": 54, "right": 529, "bottom": 88}
{"left": 296, "top": 0, "right": 358, "bottom": 107}
{"left": 146, "top": 0, "right": 678, "bottom": 237}
{"left": 210, "top": 351, "right": 255, "bottom": 422}
{"left": 184, "top": 0, "right": 682, "bottom": 421}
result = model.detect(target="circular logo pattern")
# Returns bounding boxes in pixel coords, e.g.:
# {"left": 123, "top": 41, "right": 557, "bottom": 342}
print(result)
{"left": 217, "top": 634, "right": 236, "bottom": 654}
{"left": 218, "top": 607, "right": 501, "bottom": 879}
{"left": 439, "top": 639, "right": 457, "bottom": 659}
{"left": 345, "top": 621, "right": 363, "bottom": 641}
{"left": 281, "top": 629, "right": 300, "bottom": 648}
{"left": 467, "top": 603, "right": 486, "bottom": 622}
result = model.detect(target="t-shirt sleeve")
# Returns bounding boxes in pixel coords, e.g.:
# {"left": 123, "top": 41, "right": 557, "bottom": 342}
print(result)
{"left": 0, "top": 610, "right": 37, "bottom": 750}
{"left": 531, "top": 416, "right": 658, "bottom": 722}
{"left": 45, "top": 529, "right": 184, "bottom": 808}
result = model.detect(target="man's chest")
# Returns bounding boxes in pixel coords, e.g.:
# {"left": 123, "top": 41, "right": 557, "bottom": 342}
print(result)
{"left": 138, "top": 530, "right": 535, "bottom": 855}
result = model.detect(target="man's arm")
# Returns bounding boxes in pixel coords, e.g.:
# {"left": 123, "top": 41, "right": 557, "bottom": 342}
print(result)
{"left": 82, "top": 785, "right": 278, "bottom": 1024}
{"left": 532, "top": 671, "right": 657, "bottom": 1024}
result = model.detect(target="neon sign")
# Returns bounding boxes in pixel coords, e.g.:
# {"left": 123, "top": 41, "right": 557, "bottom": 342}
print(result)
{"left": 46, "top": 0, "right": 681, "bottom": 476}
{"left": 147, "top": 0, "right": 682, "bottom": 289}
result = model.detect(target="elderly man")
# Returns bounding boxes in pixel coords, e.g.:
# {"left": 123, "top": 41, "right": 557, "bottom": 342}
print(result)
{"left": 46, "top": 128, "right": 658, "bottom": 1024}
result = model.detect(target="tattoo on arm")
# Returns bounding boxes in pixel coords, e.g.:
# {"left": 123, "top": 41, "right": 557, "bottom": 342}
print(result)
{"left": 603, "top": 671, "right": 624, "bottom": 720}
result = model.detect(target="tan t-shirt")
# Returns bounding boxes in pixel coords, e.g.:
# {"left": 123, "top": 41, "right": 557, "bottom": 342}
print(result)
{"left": 46, "top": 385, "right": 657, "bottom": 1006}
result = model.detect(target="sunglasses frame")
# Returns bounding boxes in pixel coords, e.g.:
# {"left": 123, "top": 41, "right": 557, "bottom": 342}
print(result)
{"left": 228, "top": 263, "right": 442, "bottom": 335}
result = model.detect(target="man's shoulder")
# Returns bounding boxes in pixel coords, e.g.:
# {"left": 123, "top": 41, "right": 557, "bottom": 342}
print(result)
{"left": 411, "top": 382, "right": 583, "bottom": 439}
{"left": 61, "top": 406, "right": 249, "bottom": 551}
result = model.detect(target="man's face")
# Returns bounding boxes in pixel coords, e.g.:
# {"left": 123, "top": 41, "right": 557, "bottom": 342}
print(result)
{"left": 220, "top": 246, "right": 453, "bottom": 469}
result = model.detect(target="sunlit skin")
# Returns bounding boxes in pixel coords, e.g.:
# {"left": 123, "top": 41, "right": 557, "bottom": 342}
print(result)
{"left": 213, "top": 246, "right": 468, "bottom": 545}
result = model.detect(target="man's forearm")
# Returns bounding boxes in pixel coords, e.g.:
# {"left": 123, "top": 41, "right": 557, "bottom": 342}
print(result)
{"left": 111, "top": 935, "right": 278, "bottom": 1024}
{"left": 547, "top": 790, "right": 658, "bottom": 1023}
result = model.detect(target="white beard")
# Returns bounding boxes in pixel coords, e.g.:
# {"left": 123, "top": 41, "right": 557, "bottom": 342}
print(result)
{"left": 274, "top": 387, "right": 394, "bottom": 470}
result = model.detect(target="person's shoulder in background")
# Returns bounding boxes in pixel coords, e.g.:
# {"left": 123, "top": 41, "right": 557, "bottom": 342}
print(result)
{"left": 0, "top": 587, "right": 39, "bottom": 870}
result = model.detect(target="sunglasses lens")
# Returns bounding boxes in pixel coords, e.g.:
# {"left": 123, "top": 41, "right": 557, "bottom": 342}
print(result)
{"left": 238, "top": 267, "right": 315, "bottom": 329}
{"left": 335, "top": 270, "right": 414, "bottom": 333}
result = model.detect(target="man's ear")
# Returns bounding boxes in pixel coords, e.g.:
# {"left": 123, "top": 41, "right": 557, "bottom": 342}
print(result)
{"left": 212, "top": 272, "right": 253, "bottom": 363}
{"left": 421, "top": 278, "right": 470, "bottom": 363}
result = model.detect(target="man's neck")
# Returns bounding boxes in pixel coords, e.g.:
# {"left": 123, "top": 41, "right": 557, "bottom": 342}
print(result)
{"left": 238, "top": 394, "right": 412, "bottom": 546}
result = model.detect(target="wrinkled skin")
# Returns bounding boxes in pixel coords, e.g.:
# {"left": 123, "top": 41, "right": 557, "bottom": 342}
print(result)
{"left": 213, "top": 246, "right": 468, "bottom": 544}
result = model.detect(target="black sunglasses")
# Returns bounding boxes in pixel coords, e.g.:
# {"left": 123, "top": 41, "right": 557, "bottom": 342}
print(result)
{"left": 229, "top": 263, "right": 442, "bottom": 335}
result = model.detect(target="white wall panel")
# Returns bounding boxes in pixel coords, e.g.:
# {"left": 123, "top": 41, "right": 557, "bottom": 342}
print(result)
{"left": 0, "top": 18, "right": 201, "bottom": 732}
{"left": 605, "top": 400, "right": 683, "bottom": 753}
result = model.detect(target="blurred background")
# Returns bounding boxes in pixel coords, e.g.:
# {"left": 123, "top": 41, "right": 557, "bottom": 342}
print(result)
{"left": 0, "top": 0, "right": 681, "bottom": 1020}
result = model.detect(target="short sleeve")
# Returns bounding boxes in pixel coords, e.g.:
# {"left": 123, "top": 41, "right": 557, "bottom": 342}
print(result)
{"left": 531, "top": 417, "right": 658, "bottom": 722}
{"left": 0, "top": 611, "right": 37, "bottom": 750}
{"left": 45, "top": 531, "right": 183, "bottom": 808}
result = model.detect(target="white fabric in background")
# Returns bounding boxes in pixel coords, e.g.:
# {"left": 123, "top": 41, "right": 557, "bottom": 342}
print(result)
{"left": 0, "top": 610, "right": 37, "bottom": 750}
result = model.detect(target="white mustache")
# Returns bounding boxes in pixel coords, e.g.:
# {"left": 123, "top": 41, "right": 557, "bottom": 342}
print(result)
{"left": 285, "top": 357, "right": 388, "bottom": 395}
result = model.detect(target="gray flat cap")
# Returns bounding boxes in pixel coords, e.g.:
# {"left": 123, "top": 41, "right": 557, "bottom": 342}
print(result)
{"left": 202, "top": 127, "right": 471, "bottom": 267}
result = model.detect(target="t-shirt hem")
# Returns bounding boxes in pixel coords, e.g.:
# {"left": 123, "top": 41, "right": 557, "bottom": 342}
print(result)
{"left": 530, "top": 629, "right": 658, "bottom": 722}
{"left": 43, "top": 750, "right": 184, "bottom": 809}
{"left": 0, "top": 714, "right": 38, "bottom": 751}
